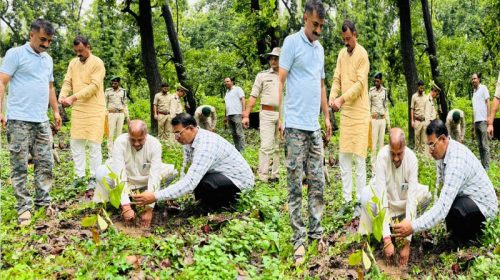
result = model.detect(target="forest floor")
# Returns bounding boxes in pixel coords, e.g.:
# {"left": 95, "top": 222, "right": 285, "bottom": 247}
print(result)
{"left": 1, "top": 109, "right": 499, "bottom": 279}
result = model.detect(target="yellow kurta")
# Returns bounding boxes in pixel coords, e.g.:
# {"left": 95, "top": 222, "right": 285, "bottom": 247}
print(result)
{"left": 330, "top": 44, "right": 370, "bottom": 157}
{"left": 60, "top": 54, "right": 106, "bottom": 144}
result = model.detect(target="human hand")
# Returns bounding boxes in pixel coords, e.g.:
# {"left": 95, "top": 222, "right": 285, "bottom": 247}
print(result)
{"left": 132, "top": 191, "right": 157, "bottom": 206}
{"left": 325, "top": 118, "right": 332, "bottom": 142}
{"left": 140, "top": 207, "right": 154, "bottom": 228}
{"left": 278, "top": 119, "right": 284, "bottom": 142}
{"left": 54, "top": 112, "right": 62, "bottom": 131}
{"left": 121, "top": 204, "right": 136, "bottom": 223}
{"left": 393, "top": 219, "right": 413, "bottom": 238}
{"left": 487, "top": 124, "right": 494, "bottom": 139}
{"left": 399, "top": 241, "right": 411, "bottom": 267}
{"left": 242, "top": 116, "right": 250, "bottom": 129}
{"left": 61, "top": 96, "right": 76, "bottom": 107}
{"left": 154, "top": 114, "right": 158, "bottom": 120}
{"left": 383, "top": 239, "right": 395, "bottom": 261}
{"left": 0, "top": 112, "right": 6, "bottom": 129}
{"left": 331, "top": 97, "right": 344, "bottom": 112}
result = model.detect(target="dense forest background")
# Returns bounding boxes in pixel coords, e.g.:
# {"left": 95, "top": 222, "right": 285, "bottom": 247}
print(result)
{"left": 1, "top": 0, "right": 499, "bottom": 136}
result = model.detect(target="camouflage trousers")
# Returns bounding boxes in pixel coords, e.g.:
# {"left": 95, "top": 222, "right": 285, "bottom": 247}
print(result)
{"left": 284, "top": 128, "right": 324, "bottom": 249}
{"left": 6, "top": 120, "right": 53, "bottom": 214}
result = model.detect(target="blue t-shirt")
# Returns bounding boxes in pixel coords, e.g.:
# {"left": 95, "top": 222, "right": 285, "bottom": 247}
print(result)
{"left": 0, "top": 42, "right": 54, "bottom": 122}
{"left": 279, "top": 28, "right": 325, "bottom": 131}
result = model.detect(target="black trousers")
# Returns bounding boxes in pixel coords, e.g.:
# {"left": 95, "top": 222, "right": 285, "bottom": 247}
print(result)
{"left": 445, "top": 196, "right": 485, "bottom": 243}
{"left": 194, "top": 173, "right": 240, "bottom": 209}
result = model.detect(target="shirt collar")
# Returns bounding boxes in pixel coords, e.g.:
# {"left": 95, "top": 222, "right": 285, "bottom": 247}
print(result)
{"left": 24, "top": 42, "right": 43, "bottom": 57}
{"left": 442, "top": 138, "right": 454, "bottom": 165}
{"left": 299, "top": 28, "right": 317, "bottom": 47}
{"left": 189, "top": 127, "right": 203, "bottom": 149}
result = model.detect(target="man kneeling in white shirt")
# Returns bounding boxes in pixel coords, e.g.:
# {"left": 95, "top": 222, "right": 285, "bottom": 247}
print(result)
{"left": 93, "top": 120, "right": 177, "bottom": 227}
{"left": 132, "top": 113, "right": 255, "bottom": 210}
{"left": 359, "top": 128, "right": 431, "bottom": 267}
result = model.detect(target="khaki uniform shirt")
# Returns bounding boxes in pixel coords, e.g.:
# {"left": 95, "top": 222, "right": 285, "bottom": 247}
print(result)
{"left": 369, "top": 86, "right": 387, "bottom": 116}
{"left": 411, "top": 92, "right": 427, "bottom": 120}
{"left": 105, "top": 87, "right": 129, "bottom": 117}
{"left": 153, "top": 92, "right": 171, "bottom": 114}
{"left": 330, "top": 44, "right": 370, "bottom": 157}
{"left": 168, "top": 94, "right": 184, "bottom": 116}
{"left": 424, "top": 94, "right": 438, "bottom": 122}
{"left": 250, "top": 68, "right": 279, "bottom": 107}
{"left": 60, "top": 54, "right": 106, "bottom": 143}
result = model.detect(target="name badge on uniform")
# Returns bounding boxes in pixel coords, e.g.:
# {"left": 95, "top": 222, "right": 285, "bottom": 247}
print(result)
{"left": 401, "top": 183, "right": 409, "bottom": 192}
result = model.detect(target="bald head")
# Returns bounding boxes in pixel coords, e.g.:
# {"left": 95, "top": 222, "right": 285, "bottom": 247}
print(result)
{"left": 128, "top": 120, "right": 148, "bottom": 151}
{"left": 389, "top": 128, "right": 406, "bottom": 149}
{"left": 129, "top": 120, "right": 148, "bottom": 136}
{"left": 389, "top": 128, "right": 406, "bottom": 168}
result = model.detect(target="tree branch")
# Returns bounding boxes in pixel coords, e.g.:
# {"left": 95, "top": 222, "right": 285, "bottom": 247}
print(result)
{"left": 122, "top": 0, "right": 139, "bottom": 21}
{"left": 0, "top": 15, "right": 17, "bottom": 35}
{"left": 281, "top": 0, "right": 293, "bottom": 17}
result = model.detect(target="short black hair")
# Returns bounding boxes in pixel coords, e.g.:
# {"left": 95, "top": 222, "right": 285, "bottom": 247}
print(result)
{"left": 417, "top": 80, "right": 425, "bottom": 86}
{"left": 305, "top": 0, "right": 326, "bottom": 19}
{"left": 374, "top": 72, "right": 382, "bottom": 80}
{"left": 73, "top": 35, "right": 90, "bottom": 47}
{"left": 426, "top": 119, "right": 448, "bottom": 137}
{"left": 341, "top": 19, "right": 356, "bottom": 33}
{"left": 161, "top": 82, "right": 169, "bottom": 87}
{"left": 472, "top": 73, "right": 481, "bottom": 81}
{"left": 30, "top": 19, "right": 55, "bottom": 36}
{"left": 171, "top": 113, "right": 197, "bottom": 127}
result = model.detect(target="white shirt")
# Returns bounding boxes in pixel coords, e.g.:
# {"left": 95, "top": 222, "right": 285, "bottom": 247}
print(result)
{"left": 155, "top": 128, "right": 254, "bottom": 201}
{"left": 374, "top": 146, "right": 429, "bottom": 240}
{"left": 224, "top": 86, "right": 244, "bottom": 116}
{"left": 472, "top": 84, "right": 490, "bottom": 122}
{"left": 412, "top": 139, "right": 498, "bottom": 233}
{"left": 109, "top": 133, "right": 164, "bottom": 205}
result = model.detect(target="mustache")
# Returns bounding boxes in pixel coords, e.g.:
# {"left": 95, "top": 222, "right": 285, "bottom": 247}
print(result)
{"left": 39, "top": 45, "right": 48, "bottom": 49}
{"left": 313, "top": 31, "right": 320, "bottom": 37}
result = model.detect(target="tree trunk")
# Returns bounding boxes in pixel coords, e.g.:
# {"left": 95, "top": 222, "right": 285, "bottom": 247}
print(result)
{"left": 421, "top": 0, "right": 447, "bottom": 121}
{"left": 397, "top": 0, "right": 419, "bottom": 145}
{"left": 123, "top": 0, "right": 162, "bottom": 133}
{"left": 161, "top": 1, "right": 196, "bottom": 115}
{"left": 251, "top": 0, "right": 268, "bottom": 66}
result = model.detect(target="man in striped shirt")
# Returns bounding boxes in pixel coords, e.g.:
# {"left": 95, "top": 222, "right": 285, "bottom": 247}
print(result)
{"left": 393, "top": 120, "right": 497, "bottom": 245}
{"left": 133, "top": 113, "right": 254, "bottom": 209}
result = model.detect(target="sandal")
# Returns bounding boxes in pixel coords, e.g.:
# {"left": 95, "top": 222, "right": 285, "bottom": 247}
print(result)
{"left": 294, "top": 245, "right": 306, "bottom": 266}
{"left": 18, "top": 211, "right": 32, "bottom": 226}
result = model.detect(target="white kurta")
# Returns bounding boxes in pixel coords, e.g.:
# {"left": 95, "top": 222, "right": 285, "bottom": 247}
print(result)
{"left": 359, "top": 146, "right": 431, "bottom": 241}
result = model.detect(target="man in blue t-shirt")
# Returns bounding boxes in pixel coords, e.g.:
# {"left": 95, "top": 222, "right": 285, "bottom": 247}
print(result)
{"left": 278, "top": 0, "right": 332, "bottom": 266}
{"left": 0, "top": 19, "right": 61, "bottom": 226}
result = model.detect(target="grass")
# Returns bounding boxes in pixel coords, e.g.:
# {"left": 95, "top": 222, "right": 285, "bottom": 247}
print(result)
{"left": 0, "top": 97, "right": 499, "bottom": 279}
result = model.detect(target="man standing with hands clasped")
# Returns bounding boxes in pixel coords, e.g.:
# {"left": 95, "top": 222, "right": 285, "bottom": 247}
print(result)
{"left": 329, "top": 19, "right": 370, "bottom": 216}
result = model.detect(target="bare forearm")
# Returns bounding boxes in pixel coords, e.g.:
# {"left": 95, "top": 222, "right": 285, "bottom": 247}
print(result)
{"left": 49, "top": 88, "right": 59, "bottom": 114}
{"left": 244, "top": 96, "right": 257, "bottom": 117}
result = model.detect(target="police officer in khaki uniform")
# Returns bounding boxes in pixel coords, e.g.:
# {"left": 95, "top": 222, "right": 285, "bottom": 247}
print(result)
{"left": 368, "top": 72, "right": 390, "bottom": 170}
{"left": 105, "top": 76, "right": 129, "bottom": 155}
{"left": 425, "top": 82, "right": 440, "bottom": 123}
{"left": 243, "top": 47, "right": 280, "bottom": 183}
{"left": 411, "top": 80, "right": 427, "bottom": 152}
{"left": 153, "top": 83, "right": 171, "bottom": 141}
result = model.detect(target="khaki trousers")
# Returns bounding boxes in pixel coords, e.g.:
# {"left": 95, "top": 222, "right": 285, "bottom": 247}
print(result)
{"left": 258, "top": 110, "right": 280, "bottom": 181}
{"left": 370, "top": 119, "right": 386, "bottom": 169}
{"left": 414, "top": 120, "right": 426, "bottom": 152}
{"left": 158, "top": 114, "right": 173, "bottom": 142}
{"left": 107, "top": 112, "right": 125, "bottom": 155}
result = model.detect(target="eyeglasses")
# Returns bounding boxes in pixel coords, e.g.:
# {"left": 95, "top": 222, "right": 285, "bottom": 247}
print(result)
{"left": 427, "top": 135, "right": 443, "bottom": 151}
{"left": 174, "top": 126, "right": 189, "bottom": 138}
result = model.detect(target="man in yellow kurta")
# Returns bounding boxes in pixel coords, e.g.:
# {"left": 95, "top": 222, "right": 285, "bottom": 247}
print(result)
{"left": 329, "top": 20, "right": 370, "bottom": 215}
{"left": 59, "top": 36, "right": 106, "bottom": 197}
